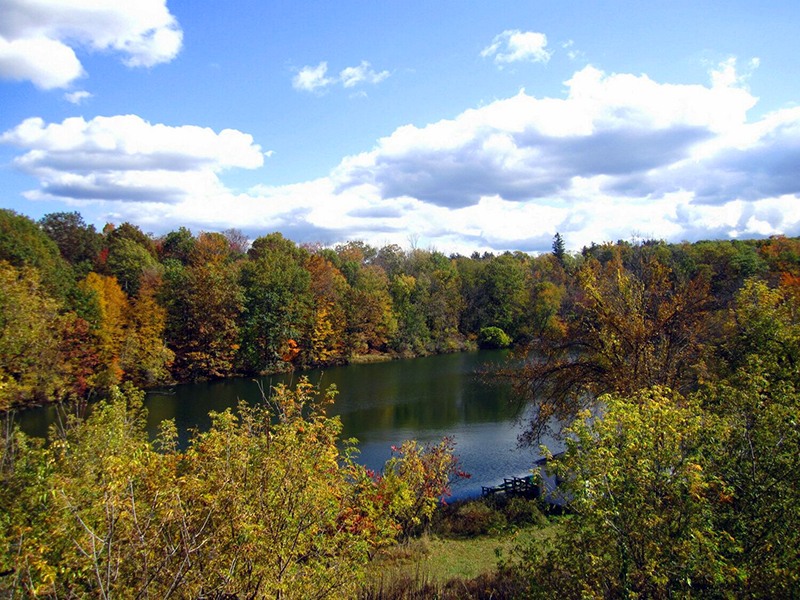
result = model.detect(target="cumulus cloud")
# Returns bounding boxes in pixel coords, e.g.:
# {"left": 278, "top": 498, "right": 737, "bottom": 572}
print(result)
{"left": 1, "top": 115, "right": 265, "bottom": 202}
{"left": 293, "top": 60, "right": 390, "bottom": 93}
{"left": 292, "top": 62, "right": 334, "bottom": 92}
{"left": 64, "top": 90, "right": 93, "bottom": 104}
{"left": 4, "top": 59, "right": 800, "bottom": 254}
{"left": 0, "top": 0, "right": 182, "bottom": 89}
{"left": 481, "top": 30, "right": 551, "bottom": 65}
{"left": 339, "top": 61, "right": 390, "bottom": 87}
{"left": 332, "top": 62, "right": 756, "bottom": 208}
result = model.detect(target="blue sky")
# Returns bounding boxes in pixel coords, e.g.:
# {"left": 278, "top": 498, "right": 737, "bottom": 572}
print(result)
{"left": 2, "top": 0, "right": 800, "bottom": 253}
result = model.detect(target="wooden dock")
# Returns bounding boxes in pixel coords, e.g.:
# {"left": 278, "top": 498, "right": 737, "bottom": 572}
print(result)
{"left": 481, "top": 475, "right": 539, "bottom": 499}
{"left": 481, "top": 453, "right": 567, "bottom": 502}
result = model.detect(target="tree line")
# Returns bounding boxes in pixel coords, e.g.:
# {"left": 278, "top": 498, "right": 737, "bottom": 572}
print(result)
{"left": 2, "top": 208, "right": 799, "bottom": 412}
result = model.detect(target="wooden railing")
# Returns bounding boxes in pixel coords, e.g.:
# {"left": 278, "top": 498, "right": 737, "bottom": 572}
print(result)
{"left": 481, "top": 475, "right": 539, "bottom": 499}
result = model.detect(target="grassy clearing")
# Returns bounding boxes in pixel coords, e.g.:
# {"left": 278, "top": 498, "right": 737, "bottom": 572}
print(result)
{"left": 367, "top": 522, "right": 556, "bottom": 586}
{"left": 361, "top": 497, "right": 562, "bottom": 596}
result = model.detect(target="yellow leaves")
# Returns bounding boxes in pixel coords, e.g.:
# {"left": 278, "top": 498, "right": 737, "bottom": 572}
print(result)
{"left": 310, "top": 303, "right": 339, "bottom": 363}
{"left": 79, "top": 273, "right": 129, "bottom": 382}
{"left": 0, "top": 261, "right": 67, "bottom": 407}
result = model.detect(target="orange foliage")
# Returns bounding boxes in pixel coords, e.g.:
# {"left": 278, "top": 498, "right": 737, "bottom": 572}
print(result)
{"left": 79, "top": 272, "right": 130, "bottom": 385}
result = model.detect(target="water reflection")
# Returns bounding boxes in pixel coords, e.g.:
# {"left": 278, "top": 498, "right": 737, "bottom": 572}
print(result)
{"left": 18, "top": 350, "right": 556, "bottom": 499}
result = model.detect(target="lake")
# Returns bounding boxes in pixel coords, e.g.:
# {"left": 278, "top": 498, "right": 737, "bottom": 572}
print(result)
{"left": 17, "top": 350, "right": 554, "bottom": 499}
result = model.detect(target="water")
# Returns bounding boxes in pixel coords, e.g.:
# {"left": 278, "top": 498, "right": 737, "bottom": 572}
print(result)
{"left": 17, "top": 350, "right": 555, "bottom": 499}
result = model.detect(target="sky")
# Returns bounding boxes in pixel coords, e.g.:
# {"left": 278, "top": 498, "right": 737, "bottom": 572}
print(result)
{"left": 1, "top": 0, "right": 800, "bottom": 254}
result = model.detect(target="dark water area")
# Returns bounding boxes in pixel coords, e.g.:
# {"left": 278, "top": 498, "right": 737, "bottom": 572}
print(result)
{"left": 17, "top": 350, "right": 556, "bottom": 500}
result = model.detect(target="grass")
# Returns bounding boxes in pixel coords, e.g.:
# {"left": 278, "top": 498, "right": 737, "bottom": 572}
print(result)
{"left": 349, "top": 353, "right": 394, "bottom": 363}
{"left": 367, "top": 523, "right": 555, "bottom": 585}
{"left": 418, "top": 525, "right": 547, "bottom": 582}
{"left": 356, "top": 496, "right": 565, "bottom": 598}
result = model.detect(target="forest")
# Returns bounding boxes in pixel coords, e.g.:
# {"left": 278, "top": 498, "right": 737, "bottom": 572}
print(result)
{"left": 1, "top": 208, "right": 799, "bottom": 597}
{"left": 1, "top": 208, "right": 797, "bottom": 412}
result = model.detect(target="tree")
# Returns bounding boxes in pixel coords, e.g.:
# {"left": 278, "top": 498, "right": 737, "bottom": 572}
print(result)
{"left": 305, "top": 254, "right": 348, "bottom": 364}
{"left": 552, "top": 232, "right": 566, "bottom": 263}
{"left": 0, "top": 262, "right": 66, "bottom": 408}
{"left": 697, "top": 280, "right": 800, "bottom": 595}
{"left": 249, "top": 232, "right": 308, "bottom": 263}
{"left": 238, "top": 246, "right": 312, "bottom": 373}
{"left": 79, "top": 272, "right": 130, "bottom": 386}
{"left": 162, "top": 243, "right": 243, "bottom": 380}
{"left": 0, "top": 209, "right": 75, "bottom": 301}
{"left": 524, "top": 280, "right": 566, "bottom": 341}
{"left": 103, "top": 222, "right": 156, "bottom": 257}
{"left": 424, "top": 256, "right": 463, "bottom": 350}
{"left": 105, "top": 237, "right": 158, "bottom": 296}
{"left": 390, "top": 272, "right": 430, "bottom": 354}
{"left": 517, "top": 388, "right": 729, "bottom": 598}
{"left": 221, "top": 227, "right": 249, "bottom": 255}
{"left": 481, "top": 254, "right": 529, "bottom": 339}
{"left": 503, "top": 252, "right": 714, "bottom": 443}
{"left": 121, "top": 271, "right": 174, "bottom": 386}
{"left": 374, "top": 243, "right": 407, "bottom": 278}
{"left": 56, "top": 313, "right": 102, "bottom": 399}
{"left": 158, "top": 227, "right": 195, "bottom": 264}
{"left": 39, "top": 211, "right": 102, "bottom": 276}
{"left": 346, "top": 265, "right": 397, "bottom": 354}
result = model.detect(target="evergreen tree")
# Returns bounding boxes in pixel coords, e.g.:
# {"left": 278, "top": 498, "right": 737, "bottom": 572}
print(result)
{"left": 552, "top": 232, "right": 566, "bottom": 262}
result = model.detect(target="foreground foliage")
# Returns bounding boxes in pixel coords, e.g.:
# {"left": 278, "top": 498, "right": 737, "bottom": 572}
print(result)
{"left": 522, "top": 390, "right": 728, "bottom": 598}
{"left": 0, "top": 379, "right": 462, "bottom": 599}
{"left": 512, "top": 280, "right": 800, "bottom": 598}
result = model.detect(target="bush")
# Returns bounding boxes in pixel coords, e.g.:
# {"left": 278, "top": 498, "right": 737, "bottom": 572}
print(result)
{"left": 450, "top": 501, "right": 507, "bottom": 536}
{"left": 0, "top": 379, "right": 464, "bottom": 599}
{"left": 503, "top": 497, "right": 547, "bottom": 527}
{"left": 432, "top": 498, "right": 538, "bottom": 537}
{"left": 478, "top": 327, "right": 511, "bottom": 349}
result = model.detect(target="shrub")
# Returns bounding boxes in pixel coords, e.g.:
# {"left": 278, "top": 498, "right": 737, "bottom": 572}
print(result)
{"left": 478, "top": 327, "right": 511, "bottom": 349}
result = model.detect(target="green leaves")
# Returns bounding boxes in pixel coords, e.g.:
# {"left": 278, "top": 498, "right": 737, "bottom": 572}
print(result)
{"left": 376, "top": 438, "right": 465, "bottom": 539}
{"left": 516, "top": 282, "right": 800, "bottom": 597}
{"left": 1, "top": 379, "right": 463, "bottom": 598}
{"left": 518, "top": 389, "right": 732, "bottom": 598}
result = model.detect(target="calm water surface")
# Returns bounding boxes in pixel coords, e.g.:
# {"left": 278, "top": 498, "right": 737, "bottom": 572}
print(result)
{"left": 19, "top": 350, "right": 555, "bottom": 499}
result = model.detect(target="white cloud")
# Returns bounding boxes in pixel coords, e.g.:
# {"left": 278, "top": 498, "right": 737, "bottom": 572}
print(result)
{"left": 294, "top": 60, "right": 390, "bottom": 93}
{"left": 561, "top": 40, "right": 584, "bottom": 61}
{"left": 64, "top": 90, "right": 93, "bottom": 105}
{"left": 481, "top": 30, "right": 551, "bottom": 65}
{"left": 4, "top": 60, "right": 800, "bottom": 254}
{"left": 292, "top": 62, "right": 334, "bottom": 92}
{"left": 710, "top": 56, "right": 760, "bottom": 88}
{"left": 1, "top": 115, "right": 265, "bottom": 203}
{"left": 339, "top": 61, "right": 390, "bottom": 87}
{"left": 332, "top": 62, "right": 757, "bottom": 208}
{"left": 0, "top": 35, "right": 84, "bottom": 89}
{"left": 0, "top": 0, "right": 182, "bottom": 89}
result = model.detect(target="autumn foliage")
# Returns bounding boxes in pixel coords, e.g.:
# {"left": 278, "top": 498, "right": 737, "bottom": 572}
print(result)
{"left": 0, "top": 379, "right": 463, "bottom": 598}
